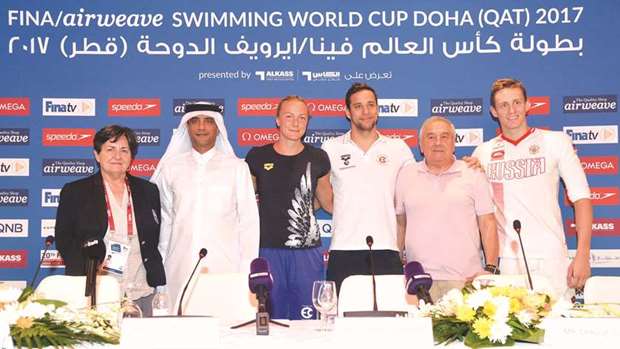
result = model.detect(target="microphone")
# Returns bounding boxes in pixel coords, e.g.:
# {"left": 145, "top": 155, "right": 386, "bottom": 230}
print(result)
{"left": 366, "top": 235, "right": 373, "bottom": 248}
{"left": 513, "top": 220, "right": 534, "bottom": 290}
{"left": 18, "top": 236, "right": 56, "bottom": 302}
{"left": 82, "top": 237, "right": 106, "bottom": 306}
{"left": 249, "top": 257, "right": 272, "bottom": 335}
{"left": 366, "top": 235, "right": 378, "bottom": 312}
{"left": 177, "top": 248, "right": 207, "bottom": 316}
{"left": 404, "top": 261, "right": 433, "bottom": 305}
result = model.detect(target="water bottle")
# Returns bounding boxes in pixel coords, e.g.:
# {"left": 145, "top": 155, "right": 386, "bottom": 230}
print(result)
{"left": 151, "top": 286, "right": 170, "bottom": 316}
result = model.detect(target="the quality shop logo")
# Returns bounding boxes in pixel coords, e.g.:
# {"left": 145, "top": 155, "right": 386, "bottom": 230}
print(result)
{"left": 0, "top": 219, "right": 28, "bottom": 238}
{"left": 129, "top": 159, "right": 159, "bottom": 177}
{"left": 0, "top": 189, "right": 28, "bottom": 207}
{"left": 42, "top": 98, "right": 95, "bottom": 116}
{"left": 580, "top": 156, "right": 618, "bottom": 175}
{"left": 565, "top": 218, "right": 620, "bottom": 237}
{"left": 108, "top": 98, "right": 161, "bottom": 117}
{"left": 134, "top": 129, "right": 160, "bottom": 146}
{"left": 563, "top": 95, "right": 617, "bottom": 113}
{"left": 563, "top": 125, "right": 618, "bottom": 144}
{"left": 0, "top": 158, "right": 29, "bottom": 176}
{"left": 172, "top": 98, "right": 225, "bottom": 116}
{"left": 42, "top": 128, "right": 96, "bottom": 147}
{"left": 455, "top": 128, "right": 483, "bottom": 147}
{"left": 0, "top": 250, "right": 27, "bottom": 268}
{"left": 0, "top": 128, "right": 30, "bottom": 145}
{"left": 42, "top": 159, "right": 96, "bottom": 176}
{"left": 526, "top": 96, "right": 551, "bottom": 115}
{"left": 430, "top": 98, "right": 483, "bottom": 116}
{"left": 0, "top": 97, "right": 30, "bottom": 116}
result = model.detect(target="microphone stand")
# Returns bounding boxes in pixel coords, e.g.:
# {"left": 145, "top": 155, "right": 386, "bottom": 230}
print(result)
{"left": 514, "top": 221, "right": 534, "bottom": 290}
{"left": 177, "top": 249, "right": 207, "bottom": 316}
{"left": 230, "top": 288, "right": 289, "bottom": 333}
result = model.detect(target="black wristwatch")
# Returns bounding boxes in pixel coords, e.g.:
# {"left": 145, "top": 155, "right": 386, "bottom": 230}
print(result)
{"left": 484, "top": 264, "right": 500, "bottom": 275}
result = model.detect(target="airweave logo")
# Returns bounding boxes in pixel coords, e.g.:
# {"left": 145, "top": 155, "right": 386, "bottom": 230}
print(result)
{"left": 41, "top": 250, "right": 64, "bottom": 268}
{"left": 303, "top": 129, "right": 346, "bottom": 147}
{"left": 580, "top": 156, "right": 618, "bottom": 175}
{"left": 430, "top": 98, "right": 483, "bottom": 116}
{"left": 172, "top": 98, "right": 225, "bottom": 116}
{"left": 0, "top": 158, "right": 29, "bottom": 176}
{"left": 0, "top": 97, "right": 30, "bottom": 116}
{"left": 0, "top": 189, "right": 28, "bottom": 207}
{"left": 41, "top": 189, "right": 61, "bottom": 207}
{"left": 527, "top": 96, "right": 550, "bottom": 115}
{"left": 255, "top": 70, "right": 295, "bottom": 81}
{"left": 0, "top": 128, "right": 29, "bottom": 145}
{"left": 134, "top": 129, "right": 160, "bottom": 146}
{"left": 108, "top": 98, "right": 161, "bottom": 116}
{"left": 563, "top": 95, "right": 617, "bottom": 113}
{"left": 455, "top": 129, "right": 483, "bottom": 147}
{"left": 301, "top": 71, "right": 341, "bottom": 82}
{"left": 129, "top": 159, "right": 159, "bottom": 177}
{"left": 378, "top": 99, "right": 418, "bottom": 117}
{"left": 42, "top": 128, "right": 95, "bottom": 146}
{"left": 42, "top": 98, "right": 95, "bottom": 116}
{"left": 0, "top": 219, "right": 28, "bottom": 238}
{"left": 41, "top": 219, "right": 56, "bottom": 237}
{"left": 563, "top": 125, "right": 618, "bottom": 144}
{"left": 0, "top": 250, "right": 27, "bottom": 268}
{"left": 42, "top": 159, "right": 96, "bottom": 176}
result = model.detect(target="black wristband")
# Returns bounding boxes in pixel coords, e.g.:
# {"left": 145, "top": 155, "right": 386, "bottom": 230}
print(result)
{"left": 484, "top": 264, "right": 500, "bottom": 275}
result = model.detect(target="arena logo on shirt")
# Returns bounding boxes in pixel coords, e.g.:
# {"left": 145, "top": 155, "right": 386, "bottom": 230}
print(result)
{"left": 0, "top": 219, "right": 28, "bottom": 238}
{"left": 580, "top": 156, "right": 618, "bottom": 175}
{"left": 41, "top": 219, "right": 55, "bottom": 237}
{"left": 0, "top": 158, "right": 29, "bottom": 176}
{"left": 0, "top": 189, "right": 28, "bottom": 207}
{"left": 563, "top": 95, "right": 617, "bottom": 113}
{"left": 563, "top": 125, "right": 618, "bottom": 144}
{"left": 42, "top": 128, "right": 96, "bottom": 147}
{"left": 0, "top": 97, "right": 30, "bottom": 116}
{"left": 527, "top": 96, "right": 550, "bottom": 115}
{"left": 134, "top": 129, "right": 160, "bottom": 146}
{"left": 108, "top": 98, "right": 160, "bottom": 117}
{"left": 40, "top": 250, "right": 65, "bottom": 268}
{"left": 379, "top": 129, "right": 418, "bottom": 147}
{"left": 128, "top": 159, "right": 159, "bottom": 177}
{"left": 569, "top": 249, "right": 620, "bottom": 268}
{"left": 173, "top": 98, "right": 225, "bottom": 116}
{"left": 0, "top": 250, "right": 27, "bottom": 268}
{"left": 455, "top": 128, "right": 483, "bottom": 147}
{"left": 378, "top": 99, "right": 418, "bottom": 117}
{"left": 0, "top": 128, "right": 30, "bottom": 145}
{"left": 565, "top": 218, "right": 620, "bottom": 237}
{"left": 430, "top": 98, "right": 483, "bottom": 116}
{"left": 42, "top": 98, "right": 95, "bottom": 116}
{"left": 42, "top": 159, "right": 96, "bottom": 176}
{"left": 237, "top": 128, "right": 279, "bottom": 146}
{"left": 41, "top": 188, "right": 61, "bottom": 207}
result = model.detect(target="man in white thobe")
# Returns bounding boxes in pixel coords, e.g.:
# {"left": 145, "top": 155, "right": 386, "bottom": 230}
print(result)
{"left": 151, "top": 102, "right": 259, "bottom": 310}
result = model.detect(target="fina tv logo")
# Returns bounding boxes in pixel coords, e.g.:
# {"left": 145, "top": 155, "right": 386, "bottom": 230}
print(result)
{"left": 42, "top": 98, "right": 95, "bottom": 116}
{"left": 0, "top": 219, "right": 28, "bottom": 238}
{"left": 41, "top": 219, "right": 55, "bottom": 237}
{"left": 42, "top": 159, "right": 96, "bottom": 176}
{"left": 301, "top": 71, "right": 341, "bottom": 82}
{"left": 455, "top": 128, "right": 483, "bottom": 147}
{"left": 430, "top": 98, "right": 483, "bottom": 116}
{"left": 0, "top": 189, "right": 28, "bottom": 207}
{"left": 563, "top": 95, "right": 617, "bottom": 113}
{"left": 255, "top": 70, "right": 295, "bottom": 81}
{"left": 41, "top": 189, "right": 61, "bottom": 207}
{"left": 0, "top": 158, "right": 29, "bottom": 176}
{"left": 563, "top": 125, "right": 618, "bottom": 144}
{"left": 378, "top": 99, "right": 418, "bottom": 117}
{"left": 172, "top": 98, "right": 225, "bottom": 116}
{"left": 0, "top": 128, "right": 29, "bottom": 145}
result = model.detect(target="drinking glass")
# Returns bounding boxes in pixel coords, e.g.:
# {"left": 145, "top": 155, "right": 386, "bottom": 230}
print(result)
{"left": 312, "top": 280, "right": 337, "bottom": 331}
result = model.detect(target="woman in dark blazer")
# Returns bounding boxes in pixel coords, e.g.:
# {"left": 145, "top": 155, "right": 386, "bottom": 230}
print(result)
{"left": 55, "top": 125, "right": 166, "bottom": 315}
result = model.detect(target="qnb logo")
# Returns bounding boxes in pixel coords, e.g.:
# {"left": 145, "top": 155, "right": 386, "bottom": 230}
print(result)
{"left": 0, "top": 128, "right": 30, "bottom": 145}
{"left": 430, "top": 98, "right": 483, "bottom": 116}
{"left": 42, "top": 159, "right": 96, "bottom": 176}
{"left": 42, "top": 128, "right": 95, "bottom": 147}
{"left": 0, "top": 158, "right": 29, "bottom": 176}
{"left": 0, "top": 250, "right": 27, "bottom": 268}
{"left": 0, "top": 189, "right": 28, "bottom": 206}
{"left": 563, "top": 125, "right": 618, "bottom": 144}
{"left": 41, "top": 189, "right": 61, "bottom": 207}
{"left": 42, "top": 98, "right": 95, "bottom": 116}
{"left": 0, "top": 97, "right": 30, "bottom": 116}
{"left": 108, "top": 98, "right": 161, "bottom": 116}
{"left": 527, "top": 96, "right": 550, "bottom": 115}
{"left": 563, "top": 95, "right": 617, "bottom": 113}
{"left": 378, "top": 99, "right": 418, "bottom": 117}
{"left": 455, "top": 128, "right": 483, "bottom": 147}
{"left": 0, "top": 219, "right": 28, "bottom": 238}
{"left": 317, "top": 219, "right": 333, "bottom": 237}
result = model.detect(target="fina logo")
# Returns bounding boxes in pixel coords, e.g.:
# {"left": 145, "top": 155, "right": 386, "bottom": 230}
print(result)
{"left": 563, "top": 125, "right": 618, "bottom": 144}
{"left": 377, "top": 99, "right": 418, "bottom": 117}
{"left": 254, "top": 70, "right": 295, "bottom": 81}
{"left": 0, "top": 158, "right": 29, "bottom": 176}
{"left": 0, "top": 128, "right": 29, "bottom": 145}
{"left": 0, "top": 189, "right": 28, "bottom": 207}
{"left": 42, "top": 98, "right": 96, "bottom": 116}
{"left": 301, "top": 71, "right": 341, "bottom": 82}
{"left": 41, "top": 188, "right": 61, "bottom": 207}
{"left": 0, "top": 219, "right": 28, "bottom": 238}
{"left": 42, "top": 159, "right": 96, "bottom": 176}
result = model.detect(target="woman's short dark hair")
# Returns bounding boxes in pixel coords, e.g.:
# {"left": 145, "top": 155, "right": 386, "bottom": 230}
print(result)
{"left": 93, "top": 125, "right": 138, "bottom": 158}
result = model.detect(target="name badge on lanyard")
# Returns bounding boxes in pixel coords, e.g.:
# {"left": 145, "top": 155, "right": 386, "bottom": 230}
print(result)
{"left": 103, "top": 241, "right": 130, "bottom": 275}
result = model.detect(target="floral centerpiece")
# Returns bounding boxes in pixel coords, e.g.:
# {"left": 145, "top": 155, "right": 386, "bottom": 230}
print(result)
{"left": 0, "top": 284, "right": 120, "bottom": 349}
{"left": 427, "top": 282, "right": 552, "bottom": 348}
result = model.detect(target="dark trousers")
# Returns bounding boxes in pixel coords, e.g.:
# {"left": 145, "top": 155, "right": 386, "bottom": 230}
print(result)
{"left": 326, "top": 249, "right": 403, "bottom": 295}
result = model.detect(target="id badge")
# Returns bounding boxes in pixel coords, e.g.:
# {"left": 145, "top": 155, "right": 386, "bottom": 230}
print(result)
{"left": 102, "top": 240, "right": 130, "bottom": 276}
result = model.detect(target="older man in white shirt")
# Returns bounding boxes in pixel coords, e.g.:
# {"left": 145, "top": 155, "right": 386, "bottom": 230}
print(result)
{"left": 151, "top": 102, "right": 259, "bottom": 309}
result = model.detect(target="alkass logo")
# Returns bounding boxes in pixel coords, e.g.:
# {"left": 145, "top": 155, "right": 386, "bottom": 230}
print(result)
{"left": 563, "top": 95, "right": 617, "bottom": 113}
{"left": 41, "top": 250, "right": 65, "bottom": 268}
{"left": 0, "top": 250, "right": 27, "bottom": 268}
{"left": 128, "top": 159, "right": 159, "bottom": 177}
{"left": 42, "top": 98, "right": 95, "bottom": 116}
{"left": 41, "top": 219, "right": 56, "bottom": 237}
{"left": 172, "top": 98, "right": 225, "bottom": 116}
{"left": 42, "top": 128, "right": 95, "bottom": 146}
{"left": 0, "top": 219, "right": 28, "bottom": 238}
{"left": 563, "top": 125, "right": 618, "bottom": 144}
{"left": 108, "top": 98, "right": 161, "bottom": 116}
{"left": 527, "top": 96, "right": 550, "bottom": 115}
{"left": 378, "top": 99, "right": 418, "bottom": 117}
{"left": 0, "top": 158, "right": 29, "bottom": 176}
{"left": 580, "top": 156, "right": 618, "bottom": 175}
{"left": 379, "top": 129, "right": 418, "bottom": 147}
{"left": 0, "top": 189, "right": 28, "bottom": 207}
{"left": 566, "top": 187, "right": 620, "bottom": 206}
{"left": 134, "top": 129, "right": 160, "bottom": 146}
{"left": 565, "top": 218, "right": 620, "bottom": 237}
{"left": 455, "top": 128, "right": 483, "bottom": 147}
{"left": 237, "top": 128, "right": 279, "bottom": 146}
{"left": 0, "top": 128, "right": 30, "bottom": 145}
{"left": 0, "top": 97, "right": 30, "bottom": 116}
